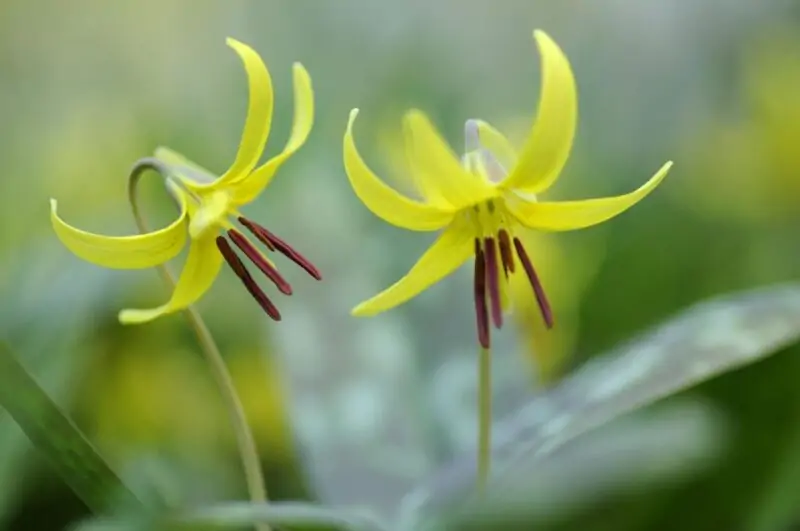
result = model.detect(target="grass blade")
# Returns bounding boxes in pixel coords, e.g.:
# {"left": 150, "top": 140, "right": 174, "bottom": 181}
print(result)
{"left": 0, "top": 342, "right": 144, "bottom": 514}
{"left": 71, "top": 502, "right": 392, "bottom": 531}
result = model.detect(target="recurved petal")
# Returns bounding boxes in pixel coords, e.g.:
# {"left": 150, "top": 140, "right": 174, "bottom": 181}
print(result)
{"left": 118, "top": 233, "right": 223, "bottom": 324}
{"left": 404, "top": 109, "right": 497, "bottom": 207}
{"left": 233, "top": 62, "right": 314, "bottom": 205}
{"left": 351, "top": 220, "right": 473, "bottom": 316}
{"left": 344, "top": 109, "right": 456, "bottom": 232}
{"left": 508, "top": 161, "right": 672, "bottom": 231}
{"left": 200, "top": 38, "right": 274, "bottom": 190}
{"left": 401, "top": 118, "right": 450, "bottom": 209}
{"left": 50, "top": 197, "right": 188, "bottom": 269}
{"left": 470, "top": 119, "right": 518, "bottom": 171}
{"left": 501, "top": 30, "right": 577, "bottom": 195}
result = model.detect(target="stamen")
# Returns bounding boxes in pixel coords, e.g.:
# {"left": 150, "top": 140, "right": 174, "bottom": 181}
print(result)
{"left": 497, "top": 229, "right": 515, "bottom": 276}
{"left": 473, "top": 239, "right": 490, "bottom": 349}
{"left": 238, "top": 217, "right": 322, "bottom": 281}
{"left": 483, "top": 237, "right": 503, "bottom": 329}
{"left": 513, "top": 237, "right": 554, "bottom": 329}
{"left": 228, "top": 229, "right": 293, "bottom": 295}
{"left": 216, "top": 237, "right": 281, "bottom": 321}
{"left": 239, "top": 218, "right": 275, "bottom": 251}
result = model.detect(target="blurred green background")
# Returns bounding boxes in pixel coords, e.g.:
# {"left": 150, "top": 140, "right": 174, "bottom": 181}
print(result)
{"left": 2, "top": 1, "right": 800, "bottom": 529}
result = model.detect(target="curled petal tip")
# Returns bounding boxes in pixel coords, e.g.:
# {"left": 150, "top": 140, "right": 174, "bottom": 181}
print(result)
{"left": 292, "top": 62, "right": 312, "bottom": 86}
{"left": 118, "top": 308, "right": 157, "bottom": 325}
{"left": 404, "top": 108, "right": 424, "bottom": 121}
{"left": 349, "top": 108, "right": 360, "bottom": 122}
{"left": 532, "top": 29, "right": 557, "bottom": 47}
{"left": 153, "top": 145, "right": 175, "bottom": 157}
{"left": 532, "top": 29, "right": 565, "bottom": 59}
{"left": 49, "top": 198, "right": 58, "bottom": 211}
{"left": 653, "top": 160, "right": 674, "bottom": 179}
{"left": 225, "top": 36, "right": 243, "bottom": 47}
{"left": 351, "top": 303, "right": 372, "bottom": 317}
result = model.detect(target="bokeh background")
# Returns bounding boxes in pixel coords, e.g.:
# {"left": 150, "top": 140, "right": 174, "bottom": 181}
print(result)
{"left": 2, "top": 1, "right": 800, "bottom": 529}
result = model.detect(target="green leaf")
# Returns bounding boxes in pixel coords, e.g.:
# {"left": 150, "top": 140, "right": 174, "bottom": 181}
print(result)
{"left": 0, "top": 342, "right": 144, "bottom": 514}
{"left": 422, "top": 399, "right": 726, "bottom": 530}
{"left": 72, "top": 502, "right": 392, "bottom": 531}
{"left": 0, "top": 247, "right": 124, "bottom": 522}
{"left": 398, "top": 283, "right": 800, "bottom": 528}
{"left": 177, "top": 501, "right": 392, "bottom": 530}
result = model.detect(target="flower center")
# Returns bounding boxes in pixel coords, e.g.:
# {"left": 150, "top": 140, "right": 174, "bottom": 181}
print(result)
{"left": 189, "top": 189, "right": 232, "bottom": 239}
{"left": 466, "top": 198, "right": 553, "bottom": 349}
{"left": 468, "top": 199, "right": 510, "bottom": 237}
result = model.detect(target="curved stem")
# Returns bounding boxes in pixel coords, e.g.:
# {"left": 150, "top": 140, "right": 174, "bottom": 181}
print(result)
{"left": 128, "top": 158, "right": 270, "bottom": 531}
{"left": 477, "top": 346, "right": 492, "bottom": 493}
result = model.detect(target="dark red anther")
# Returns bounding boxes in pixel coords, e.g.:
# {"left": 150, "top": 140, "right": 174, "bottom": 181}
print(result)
{"left": 497, "top": 229, "right": 515, "bottom": 276}
{"left": 483, "top": 237, "right": 503, "bottom": 329}
{"left": 513, "top": 237, "right": 554, "bottom": 329}
{"left": 239, "top": 217, "right": 322, "bottom": 281}
{"left": 228, "top": 229, "right": 293, "bottom": 295}
{"left": 216, "top": 236, "right": 282, "bottom": 321}
{"left": 473, "top": 239, "right": 490, "bottom": 349}
{"left": 237, "top": 217, "right": 275, "bottom": 251}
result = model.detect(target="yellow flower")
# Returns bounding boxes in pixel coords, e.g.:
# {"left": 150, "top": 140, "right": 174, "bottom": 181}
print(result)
{"left": 343, "top": 30, "right": 672, "bottom": 348}
{"left": 50, "top": 38, "right": 320, "bottom": 324}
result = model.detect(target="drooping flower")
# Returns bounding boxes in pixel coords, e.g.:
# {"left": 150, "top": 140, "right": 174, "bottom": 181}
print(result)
{"left": 50, "top": 38, "right": 320, "bottom": 324}
{"left": 343, "top": 30, "right": 672, "bottom": 348}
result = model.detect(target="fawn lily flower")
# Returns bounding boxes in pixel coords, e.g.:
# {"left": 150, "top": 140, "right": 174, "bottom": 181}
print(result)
{"left": 343, "top": 30, "right": 672, "bottom": 348}
{"left": 50, "top": 38, "right": 320, "bottom": 324}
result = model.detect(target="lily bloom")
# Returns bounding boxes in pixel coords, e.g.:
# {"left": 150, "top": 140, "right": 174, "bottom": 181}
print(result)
{"left": 50, "top": 38, "right": 320, "bottom": 324}
{"left": 343, "top": 30, "right": 672, "bottom": 348}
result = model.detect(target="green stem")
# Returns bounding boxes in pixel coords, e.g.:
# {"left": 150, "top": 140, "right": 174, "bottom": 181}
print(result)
{"left": 477, "top": 346, "right": 492, "bottom": 493}
{"left": 128, "top": 158, "right": 270, "bottom": 531}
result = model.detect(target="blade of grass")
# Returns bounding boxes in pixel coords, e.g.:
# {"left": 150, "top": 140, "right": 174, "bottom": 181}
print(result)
{"left": 0, "top": 341, "right": 144, "bottom": 514}
{"left": 72, "top": 502, "right": 392, "bottom": 531}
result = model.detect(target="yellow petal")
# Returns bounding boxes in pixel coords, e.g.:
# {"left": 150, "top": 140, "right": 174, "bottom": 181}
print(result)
{"left": 352, "top": 220, "right": 474, "bottom": 316}
{"left": 472, "top": 119, "right": 518, "bottom": 171}
{"left": 501, "top": 30, "right": 577, "bottom": 195}
{"left": 154, "top": 146, "right": 218, "bottom": 186}
{"left": 118, "top": 233, "right": 223, "bottom": 324}
{"left": 403, "top": 109, "right": 497, "bottom": 208}
{"left": 197, "top": 38, "right": 274, "bottom": 190}
{"left": 233, "top": 63, "right": 314, "bottom": 205}
{"left": 344, "top": 109, "right": 456, "bottom": 231}
{"left": 401, "top": 119, "right": 450, "bottom": 209}
{"left": 508, "top": 161, "right": 672, "bottom": 231}
{"left": 188, "top": 190, "right": 232, "bottom": 239}
{"left": 50, "top": 197, "right": 188, "bottom": 269}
